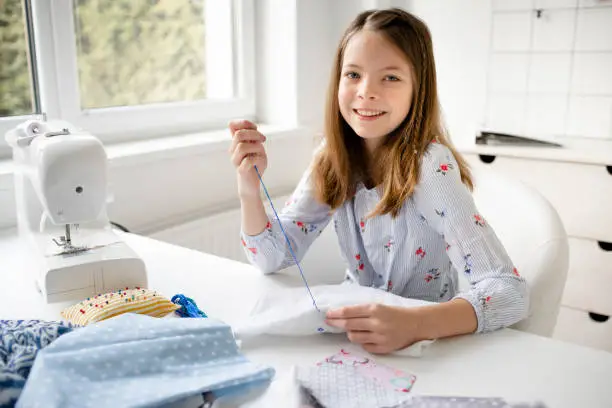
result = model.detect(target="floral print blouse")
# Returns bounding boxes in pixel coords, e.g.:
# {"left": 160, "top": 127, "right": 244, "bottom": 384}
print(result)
{"left": 240, "top": 143, "right": 529, "bottom": 333}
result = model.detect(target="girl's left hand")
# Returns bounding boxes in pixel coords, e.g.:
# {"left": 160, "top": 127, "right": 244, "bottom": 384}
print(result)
{"left": 325, "top": 303, "right": 425, "bottom": 354}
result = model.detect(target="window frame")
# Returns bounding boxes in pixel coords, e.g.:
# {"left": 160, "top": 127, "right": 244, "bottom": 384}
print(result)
{"left": 0, "top": 0, "right": 255, "bottom": 156}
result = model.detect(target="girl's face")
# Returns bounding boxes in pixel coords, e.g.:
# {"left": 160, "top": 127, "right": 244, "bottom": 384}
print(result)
{"left": 338, "top": 30, "right": 414, "bottom": 151}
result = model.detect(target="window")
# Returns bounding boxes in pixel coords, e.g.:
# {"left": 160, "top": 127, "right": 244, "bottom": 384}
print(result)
{"left": 73, "top": 0, "right": 208, "bottom": 109}
{"left": 0, "top": 0, "right": 40, "bottom": 133}
{"left": 0, "top": 0, "right": 255, "bottom": 157}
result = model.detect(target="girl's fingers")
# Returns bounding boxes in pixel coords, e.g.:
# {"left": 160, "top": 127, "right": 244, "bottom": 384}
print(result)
{"left": 229, "top": 129, "right": 266, "bottom": 154}
{"left": 326, "top": 317, "right": 377, "bottom": 332}
{"left": 346, "top": 330, "right": 382, "bottom": 345}
{"left": 361, "top": 343, "right": 391, "bottom": 355}
{"left": 232, "top": 142, "right": 265, "bottom": 168}
{"left": 229, "top": 119, "right": 257, "bottom": 136}
{"left": 238, "top": 154, "right": 266, "bottom": 175}
{"left": 326, "top": 303, "right": 378, "bottom": 319}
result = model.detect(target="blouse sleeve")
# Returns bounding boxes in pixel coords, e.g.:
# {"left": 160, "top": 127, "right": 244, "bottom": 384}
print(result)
{"left": 240, "top": 167, "right": 333, "bottom": 274}
{"left": 412, "top": 143, "right": 529, "bottom": 333}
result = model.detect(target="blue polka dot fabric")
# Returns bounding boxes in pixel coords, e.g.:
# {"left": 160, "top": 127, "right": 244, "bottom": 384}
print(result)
{"left": 16, "top": 314, "right": 275, "bottom": 408}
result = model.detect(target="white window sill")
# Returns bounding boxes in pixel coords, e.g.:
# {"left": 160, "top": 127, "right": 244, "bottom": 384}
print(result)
{"left": 0, "top": 124, "right": 309, "bottom": 176}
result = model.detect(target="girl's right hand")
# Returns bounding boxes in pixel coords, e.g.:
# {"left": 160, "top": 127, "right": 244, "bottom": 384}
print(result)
{"left": 229, "top": 119, "right": 268, "bottom": 199}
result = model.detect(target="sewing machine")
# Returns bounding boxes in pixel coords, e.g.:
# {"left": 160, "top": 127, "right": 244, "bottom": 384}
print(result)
{"left": 5, "top": 118, "right": 147, "bottom": 303}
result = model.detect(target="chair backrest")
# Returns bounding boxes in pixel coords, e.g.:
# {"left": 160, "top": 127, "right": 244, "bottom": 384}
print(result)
{"left": 469, "top": 167, "right": 569, "bottom": 337}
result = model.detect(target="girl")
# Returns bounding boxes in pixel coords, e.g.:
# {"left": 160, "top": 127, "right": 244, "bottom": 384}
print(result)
{"left": 228, "top": 8, "right": 528, "bottom": 354}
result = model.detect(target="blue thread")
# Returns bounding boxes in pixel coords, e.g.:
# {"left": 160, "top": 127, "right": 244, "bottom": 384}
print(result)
{"left": 254, "top": 165, "right": 320, "bottom": 312}
{"left": 172, "top": 294, "right": 207, "bottom": 318}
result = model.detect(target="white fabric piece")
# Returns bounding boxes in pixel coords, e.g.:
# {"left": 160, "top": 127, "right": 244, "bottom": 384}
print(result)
{"left": 234, "top": 283, "right": 435, "bottom": 357}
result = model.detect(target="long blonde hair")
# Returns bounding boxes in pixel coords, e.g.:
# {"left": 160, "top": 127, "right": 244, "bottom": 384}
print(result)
{"left": 313, "top": 8, "right": 472, "bottom": 218}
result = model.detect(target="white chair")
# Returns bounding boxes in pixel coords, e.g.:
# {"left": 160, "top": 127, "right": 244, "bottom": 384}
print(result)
{"left": 469, "top": 167, "right": 569, "bottom": 337}
{"left": 286, "top": 166, "right": 569, "bottom": 338}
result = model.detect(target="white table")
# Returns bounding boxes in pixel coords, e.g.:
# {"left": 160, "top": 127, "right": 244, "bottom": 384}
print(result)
{"left": 2, "top": 230, "right": 612, "bottom": 408}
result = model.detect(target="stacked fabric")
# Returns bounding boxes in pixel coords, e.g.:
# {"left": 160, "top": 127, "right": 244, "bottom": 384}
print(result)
{"left": 16, "top": 313, "right": 274, "bottom": 408}
{"left": 0, "top": 320, "right": 74, "bottom": 407}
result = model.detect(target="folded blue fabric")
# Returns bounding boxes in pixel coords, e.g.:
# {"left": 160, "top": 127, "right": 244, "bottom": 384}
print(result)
{"left": 1, "top": 320, "right": 73, "bottom": 408}
{"left": 16, "top": 313, "right": 274, "bottom": 408}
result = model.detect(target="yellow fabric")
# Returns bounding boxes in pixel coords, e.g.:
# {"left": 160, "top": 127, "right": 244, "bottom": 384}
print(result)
{"left": 61, "top": 287, "right": 180, "bottom": 326}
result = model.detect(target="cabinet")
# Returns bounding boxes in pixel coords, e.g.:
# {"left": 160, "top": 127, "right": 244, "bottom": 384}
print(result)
{"left": 460, "top": 139, "right": 612, "bottom": 352}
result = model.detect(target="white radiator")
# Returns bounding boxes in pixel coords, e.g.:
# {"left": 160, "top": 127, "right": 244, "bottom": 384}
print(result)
{"left": 149, "top": 206, "right": 246, "bottom": 262}
{"left": 148, "top": 195, "right": 346, "bottom": 284}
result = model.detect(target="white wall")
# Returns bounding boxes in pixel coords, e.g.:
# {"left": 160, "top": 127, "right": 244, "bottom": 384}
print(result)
{"left": 393, "top": 0, "right": 612, "bottom": 144}
{"left": 296, "top": 0, "right": 334, "bottom": 134}
{"left": 405, "top": 0, "right": 493, "bottom": 148}
{"left": 255, "top": 0, "right": 298, "bottom": 126}
{"left": 486, "top": 0, "right": 612, "bottom": 141}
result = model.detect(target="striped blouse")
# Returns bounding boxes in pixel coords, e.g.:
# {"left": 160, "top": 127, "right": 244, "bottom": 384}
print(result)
{"left": 240, "top": 143, "right": 529, "bottom": 333}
